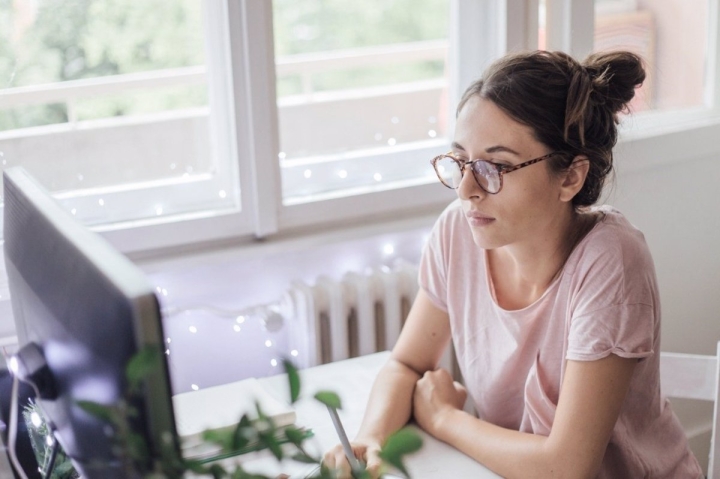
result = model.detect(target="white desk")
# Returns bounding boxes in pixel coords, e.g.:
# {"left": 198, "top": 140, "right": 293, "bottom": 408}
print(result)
{"left": 239, "top": 351, "right": 501, "bottom": 478}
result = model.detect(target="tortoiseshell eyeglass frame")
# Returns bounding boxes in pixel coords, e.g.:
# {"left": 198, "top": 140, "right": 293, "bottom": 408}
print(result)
{"left": 430, "top": 151, "right": 561, "bottom": 194}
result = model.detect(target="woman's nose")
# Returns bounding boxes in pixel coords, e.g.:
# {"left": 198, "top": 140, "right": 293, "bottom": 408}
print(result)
{"left": 456, "top": 166, "right": 487, "bottom": 201}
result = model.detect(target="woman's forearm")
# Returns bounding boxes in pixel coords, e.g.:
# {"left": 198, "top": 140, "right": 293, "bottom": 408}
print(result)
{"left": 354, "top": 358, "right": 421, "bottom": 443}
{"left": 434, "top": 408, "right": 559, "bottom": 479}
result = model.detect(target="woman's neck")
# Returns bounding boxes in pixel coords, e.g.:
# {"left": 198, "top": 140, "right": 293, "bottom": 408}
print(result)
{"left": 488, "top": 209, "right": 597, "bottom": 309}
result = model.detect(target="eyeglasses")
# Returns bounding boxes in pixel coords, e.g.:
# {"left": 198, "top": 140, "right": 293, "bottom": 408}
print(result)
{"left": 430, "top": 151, "right": 560, "bottom": 194}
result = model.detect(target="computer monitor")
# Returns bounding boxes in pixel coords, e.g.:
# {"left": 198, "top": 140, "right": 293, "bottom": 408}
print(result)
{"left": 2, "top": 167, "right": 181, "bottom": 478}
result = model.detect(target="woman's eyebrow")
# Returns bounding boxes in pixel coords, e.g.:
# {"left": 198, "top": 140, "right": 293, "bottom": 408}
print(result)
{"left": 485, "top": 145, "right": 520, "bottom": 155}
{"left": 451, "top": 142, "right": 520, "bottom": 156}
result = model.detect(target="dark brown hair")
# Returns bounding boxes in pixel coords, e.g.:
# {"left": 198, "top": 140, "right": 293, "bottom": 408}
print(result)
{"left": 457, "top": 50, "right": 646, "bottom": 208}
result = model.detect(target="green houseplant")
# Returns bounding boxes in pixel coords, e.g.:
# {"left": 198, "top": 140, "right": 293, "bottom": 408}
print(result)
{"left": 24, "top": 346, "right": 422, "bottom": 479}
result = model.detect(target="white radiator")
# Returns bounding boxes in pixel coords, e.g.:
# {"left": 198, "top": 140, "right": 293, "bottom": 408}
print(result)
{"left": 280, "top": 260, "right": 457, "bottom": 376}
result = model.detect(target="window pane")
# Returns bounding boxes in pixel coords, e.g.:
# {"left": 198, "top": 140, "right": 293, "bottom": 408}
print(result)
{"left": 272, "top": 0, "right": 451, "bottom": 203}
{"left": 0, "top": 0, "right": 240, "bottom": 226}
{"left": 537, "top": 0, "right": 707, "bottom": 114}
{"left": 593, "top": 0, "right": 707, "bottom": 113}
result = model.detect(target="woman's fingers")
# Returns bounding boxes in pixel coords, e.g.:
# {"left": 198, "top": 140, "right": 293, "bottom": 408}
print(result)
{"left": 361, "top": 444, "right": 384, "bottom": 479}
{"left": 324, "top": 442, "right": 377, "bottom": 479}
{"left": 453, "top": 380, "right": 468, "bottom": 407}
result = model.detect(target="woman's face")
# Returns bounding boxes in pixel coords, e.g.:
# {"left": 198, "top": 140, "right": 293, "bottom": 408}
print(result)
{"left": 453, "top": 95, "right": 569, "bottom": 250}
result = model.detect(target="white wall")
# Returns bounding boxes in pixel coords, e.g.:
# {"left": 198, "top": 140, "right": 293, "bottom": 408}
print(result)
{"left": 611, "top": 150, "right": 720, "bottom": 356}
{"left": 609, "top": 142, "right": 720, "bottom": 472}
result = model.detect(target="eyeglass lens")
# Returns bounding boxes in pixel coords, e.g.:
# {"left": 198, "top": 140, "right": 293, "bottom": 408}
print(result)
{"left": 434, "top": 156, "right": 501, "bottom": 192}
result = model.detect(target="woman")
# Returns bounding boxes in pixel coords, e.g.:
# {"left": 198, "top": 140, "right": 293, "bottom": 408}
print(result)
{"left": 325, "top": 50, "right": 703, "bottom": 478}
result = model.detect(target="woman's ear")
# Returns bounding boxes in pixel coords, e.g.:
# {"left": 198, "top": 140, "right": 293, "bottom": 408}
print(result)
{"left": 559, "top": 156, "right": 590, "bottom": 203}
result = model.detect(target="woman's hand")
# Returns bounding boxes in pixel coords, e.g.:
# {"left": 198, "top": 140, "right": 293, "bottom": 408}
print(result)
{"left": 412, "top": 368, "right": 468, "bottom": 437}
{"left": 323, "top": 437, "right": 383, "bottom": 479}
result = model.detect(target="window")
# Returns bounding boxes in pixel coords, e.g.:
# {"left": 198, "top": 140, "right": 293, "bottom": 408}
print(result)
{"left": 1, "top": 0, "right": 719, "bottom": 254}
{"left": 593, "top": 0, "right": 708, "bottom": 113}
{"left": 538, "top": 0, "right": 714, "bottom": 117}
{"left": 0, "top": 1, "right": 247, "bottom": 249}
{"left": 272, "top": 0, "right": 451, "bottom": 204}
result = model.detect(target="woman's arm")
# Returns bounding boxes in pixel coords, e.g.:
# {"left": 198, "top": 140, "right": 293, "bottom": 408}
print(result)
{"left": 324, "top": 289, "right": 453, "bottom": 477}
{"left": 414, "top": 353, "right": 637, "bottom": 479}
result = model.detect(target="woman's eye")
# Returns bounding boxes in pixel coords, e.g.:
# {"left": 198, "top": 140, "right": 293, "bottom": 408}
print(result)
{"left": 490, "top": 160, "right": 511, "bottom": 168}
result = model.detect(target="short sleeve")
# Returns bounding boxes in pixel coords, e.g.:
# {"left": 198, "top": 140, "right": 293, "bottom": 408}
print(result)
{"left": 565, "top": 219, "right": 658, "bottom": 362}
{"left": 567, "top": 303, "right": 655, "bottom": 361}
{"left": 418, "top": 203, "right": 456, "bottom": 312}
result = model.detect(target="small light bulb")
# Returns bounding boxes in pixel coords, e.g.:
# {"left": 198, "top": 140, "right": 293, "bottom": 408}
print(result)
{"left": 265, "top": 340, "right": 273, "bottom": 348}
{"left": 98, "top": 199, "right": 105, "bottom": 206}
{"left": 304, "top": 169, "right": 312, "bottom": 179}
{"left": 383, "top": 244, "right": 395, "bottom": 255}
{"left": 71, "top": 208, "right": 77, "bottom": 215}
{"left": 191, "top": 384, "right": 199, "bottom": 391}
{"left": 387, "top": 138, "right": 396, "bottom": 146}
{"left": 233, "top": 325, "right": 241, "bottom": 332}
{"left": 189, "top": 326, "right": 197, "bottom": 333}
{"left": 373, "top": 173, "right": 382, "bottom": 182}
{"left": 338, "top": 170, "right": 348, "bottom": 179}
{"left": 155, "top": 205, "right": 163, "bottom": 215}
{"left": 278, "top": 151, "right": 286, "bottom": 160}
{"left": 270, "top": 359, "right": 278, "bottom": 367}
{"left": 46, "top": 435, "right": 53, "bottom": 446}
{"left": 391, "top": 116, "right": 400, "bottom": 124}
{"left": 236, "top": 316, "right": 246, "bottom": 324}
{"left": 31, "top": 412, "right": 42, "bottom": 428}
{"left": 8, "top": 356, "right": 18, "bottom": 374}
{"left": 218, "top": 190, "right": 227, "bottom": 198}
{"left": 428, "top": 129, "right": 437, "bottom": 138}
{"left": 291, "top": 350, "right": 299, "bottom": 357}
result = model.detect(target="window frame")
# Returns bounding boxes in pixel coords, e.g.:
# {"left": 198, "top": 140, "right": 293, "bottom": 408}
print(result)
{"left": 4, "top": 0, "right": 720, "bottom": 256}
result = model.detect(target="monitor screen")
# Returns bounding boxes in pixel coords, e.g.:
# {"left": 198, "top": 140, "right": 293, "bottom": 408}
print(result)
{"left": 3, "top": 167, "right": 181, "bottom": 478}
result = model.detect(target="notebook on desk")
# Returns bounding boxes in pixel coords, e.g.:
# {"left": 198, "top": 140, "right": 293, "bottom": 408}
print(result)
{"left": 173, "top": 376, "right": 296, "bottom": 459}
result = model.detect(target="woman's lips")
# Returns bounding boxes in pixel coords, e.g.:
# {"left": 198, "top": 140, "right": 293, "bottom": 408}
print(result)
{"left": 466, "top": 212, "right": 495, "bottom": 227}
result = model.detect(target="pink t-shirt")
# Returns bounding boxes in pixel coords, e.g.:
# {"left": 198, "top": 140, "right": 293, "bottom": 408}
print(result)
{"left": 419, "top": 200, "right": 702, "bottom": 478}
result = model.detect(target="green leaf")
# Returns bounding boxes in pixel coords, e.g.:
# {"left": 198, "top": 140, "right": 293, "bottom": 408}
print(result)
{"left": 378, "top": 427, "right": 423, "bottom": 478}
{"left": 254, "top": 401, "right": 270, "bottom": 423}
{"left": 125, "top": 346, "right": 161, "bottom": 391}
{"left": 291, "top": 451, "right": 319, "bottom": 464}
{"left": 318, "top": 463, "right": 336, "bottom": 479}
{"left": 231, "top": 414, "right": 254, "bottom": 451}
{"left": 76, "top": 400, "right": 115, "bottom": 424}
{"left": 284, "top": 425, "right": 307, "bottom": 446}
{"left": 230, "top": 469, "right": 271, "bottom": 479}
{"left": 258, "top": 431, "right": 284, "bottom": 461}
{"left": 282, "top": 359, "right": 301, "bottom": 404}
{"left": 354, "top": 469, "right": 373, "bottom": 479}
{"left": 125, "top": 431, "right": 149, "bottom": 461}
{"left": 184, "top": 459, "right": 215, "bottom": 474}
{"left": 208, "top": 463, "right": 229, "bottom": 479}
{"left": 313, "top": 391, "right": 342, "bottom": 410}
{"left": 202, "top": 428, "right": 234, "bottom": 451}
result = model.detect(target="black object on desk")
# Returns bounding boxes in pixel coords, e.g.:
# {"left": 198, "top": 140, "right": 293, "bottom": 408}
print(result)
{"left": 0, "top": 361, "right": 41, "bottom": 479}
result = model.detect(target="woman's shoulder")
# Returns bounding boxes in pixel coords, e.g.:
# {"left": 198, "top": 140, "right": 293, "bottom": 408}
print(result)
{"left": 438, "top": 198, "right": 464, "bottom": 221}
{"left": 568, "top": 205, "right": 654, "bottom": 273}
{"left": 432, "top": 199, "right": 468, "bottom": 235}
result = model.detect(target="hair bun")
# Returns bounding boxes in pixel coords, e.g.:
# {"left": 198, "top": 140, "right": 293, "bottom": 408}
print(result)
{"left": 583, "top": 51, "right": 646, "bottom": 115}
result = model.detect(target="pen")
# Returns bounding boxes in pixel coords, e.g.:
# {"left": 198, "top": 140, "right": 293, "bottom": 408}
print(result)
{"left": 326, "top": 405, "right": 363, "bottom": 471}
